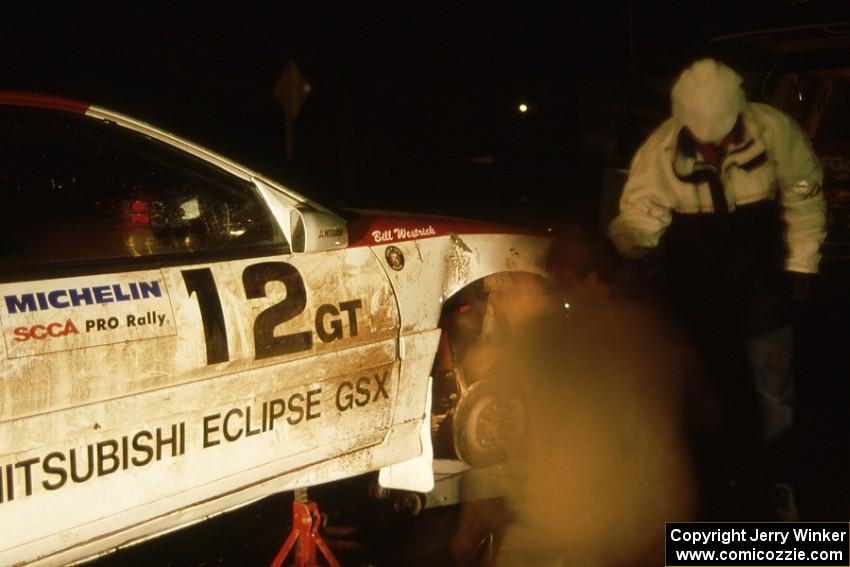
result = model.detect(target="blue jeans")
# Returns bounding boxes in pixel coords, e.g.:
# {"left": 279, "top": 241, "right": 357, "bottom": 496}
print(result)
{"left": 745, "top": 325, "right": 794, "bottom": 448}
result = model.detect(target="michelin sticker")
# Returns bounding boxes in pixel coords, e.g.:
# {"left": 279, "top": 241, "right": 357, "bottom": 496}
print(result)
{"left": 0, "top": 270, "right": 175, "bottom": 358}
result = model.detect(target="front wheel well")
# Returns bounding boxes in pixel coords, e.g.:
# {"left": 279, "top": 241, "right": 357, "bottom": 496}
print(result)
{"left": 430, "top": 271, "right": 545, "bottom": 464}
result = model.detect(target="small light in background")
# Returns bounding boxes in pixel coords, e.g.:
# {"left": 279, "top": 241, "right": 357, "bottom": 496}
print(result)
{"left": 518, "top": 102, "right": 529, "bottom": 113}
{"left": 469, "top": 155, "right": 495, "bottom": 165}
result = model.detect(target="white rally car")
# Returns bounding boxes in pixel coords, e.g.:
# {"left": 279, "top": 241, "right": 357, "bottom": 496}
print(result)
{"left": 0, "top": 93, "right": 550, "bottom": 565}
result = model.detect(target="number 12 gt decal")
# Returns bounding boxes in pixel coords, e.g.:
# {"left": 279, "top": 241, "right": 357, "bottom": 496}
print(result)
{"left": 182, "top": 262, "right": 364, "bottom": 364}
{"left": 182, "top": 268, "right": 229, "bottom": 364}
{"left": 242, "top": 262, "right": 311, "bottom": 359}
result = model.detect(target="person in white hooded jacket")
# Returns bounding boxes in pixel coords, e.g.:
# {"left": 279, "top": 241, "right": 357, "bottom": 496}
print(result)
{"left": 608, "top": 58, "right": 826, "bottom": 518}
{"left": 609, "top": 59, "right": 824, "bottom": 277}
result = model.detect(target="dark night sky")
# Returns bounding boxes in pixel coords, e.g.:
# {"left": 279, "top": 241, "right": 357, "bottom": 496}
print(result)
{"left": 3, "top": 1, "right": 850, "bottom": 223}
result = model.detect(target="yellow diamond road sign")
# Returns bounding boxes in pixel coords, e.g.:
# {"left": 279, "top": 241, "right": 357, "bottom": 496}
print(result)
{"left": 274, "top": 61, "right": 311, "bottom": 120}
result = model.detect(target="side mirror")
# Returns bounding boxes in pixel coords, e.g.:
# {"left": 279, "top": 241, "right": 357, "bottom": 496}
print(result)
{"left": 290, "top": 207, "right": 348, "bottom": 253}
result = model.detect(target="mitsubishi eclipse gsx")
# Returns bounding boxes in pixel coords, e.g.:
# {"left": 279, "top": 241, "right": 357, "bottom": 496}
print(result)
{"left": 0, "top": 93, "right": 551, "bottom": 565}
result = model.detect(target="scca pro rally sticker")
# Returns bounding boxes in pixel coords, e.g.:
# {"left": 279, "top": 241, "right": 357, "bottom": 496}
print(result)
{"left": 0, "top": 270, "right": 176, "bottom": 358}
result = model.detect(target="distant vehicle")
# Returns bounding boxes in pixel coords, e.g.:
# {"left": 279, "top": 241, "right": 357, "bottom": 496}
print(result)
{"left": 0, "top": 93, "right": 550, "bottom": 566}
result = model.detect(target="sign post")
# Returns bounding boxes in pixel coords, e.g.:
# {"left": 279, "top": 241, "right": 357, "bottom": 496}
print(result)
{"left": 273, "top": 61, "right": 311, "bottom": 161}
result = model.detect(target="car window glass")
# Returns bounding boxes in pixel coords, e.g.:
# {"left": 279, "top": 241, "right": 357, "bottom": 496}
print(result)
{"left": 778, "top": 73, "right": 819, "bottom": 128}
{"left": 812, "top": 78, "right": 850, "bottom": 142}
{"left": 0, "top": 107, "right": 287, "bottom": 270}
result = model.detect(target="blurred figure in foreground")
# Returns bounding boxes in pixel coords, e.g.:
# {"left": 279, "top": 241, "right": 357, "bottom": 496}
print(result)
{"left": 454, "top": 226, "right": 698, "bottom": 566}
{"left": 608, "top": 58, "right": 827, "bottom": 518}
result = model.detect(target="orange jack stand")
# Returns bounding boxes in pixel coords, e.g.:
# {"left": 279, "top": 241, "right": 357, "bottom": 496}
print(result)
{"left": 269, "top": 493, "right": 342, "bottom": 567}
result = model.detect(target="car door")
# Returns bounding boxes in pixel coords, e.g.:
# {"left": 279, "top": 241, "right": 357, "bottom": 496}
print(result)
{"left": 0, "top": 105, "right": 400, "bottom": 563}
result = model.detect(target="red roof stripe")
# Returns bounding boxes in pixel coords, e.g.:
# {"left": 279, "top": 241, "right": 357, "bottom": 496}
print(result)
{"left": 346, "top": 212, "right": 536, "bottom": 247}
{"left": 0, "top": 92, "right": 89, "bottom": 114}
